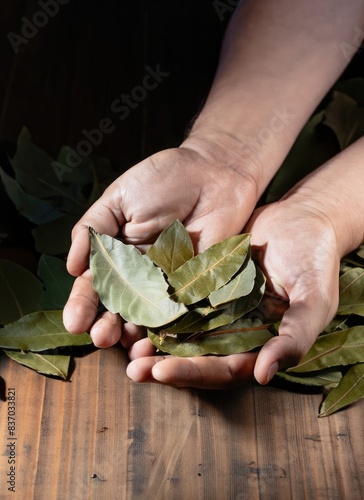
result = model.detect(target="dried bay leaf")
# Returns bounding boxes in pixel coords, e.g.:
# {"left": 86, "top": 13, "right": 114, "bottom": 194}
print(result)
{"left": 38, "top": 255, "right": 75, "bottom": 310}
{"left": 159, "top": 305, "right": 218, "bottom": 334}
{"left": 148, "top": 318, "right": 273, "bottom": 357}
{"left": 31, "top": 214, "right": 79, "bottom": 255}
{"left": 0, "top": 259, "right": 43, "bottom": 325}
{"left": 0, "top": 166, "right": 63, "bottom": 224}
{"left": 337, "top": 267, "right": 364, "bottom": 317}
{"left": 168, "top": 234, "right": 250, "bottom": 305}
{"left": 287, "top": 326, "right": 364, "bottom": 373}
{"left": 357, "top": 244, "right": 364, "bottom": 260}
{"left": 147, "top": 219, "right": 194, "bottom": 273}
{"left": 319, "top": 363, "right": 364, "bottom": 417}
{"left": 276, "top": 370, "right": 342, "bottom": 388}
{"left": 265, "top": 111, "right": 338, "bottom": 203}
{"left": 89, "top": 229, "right": 187, "bottom": 327}
{"left": 4, "top": 350, "right": 70, "bottom": 379}
{"left": 209, "top": 258, "right": 256, "bottom": 307}
{"left": 0, "top": 310, "right": 92, "bottom": 351}
{"left": 323, "top": 91, "right": 364, "bottom": 150}
{"left": 198, "top": 266, "right": 266, "bottom": 331}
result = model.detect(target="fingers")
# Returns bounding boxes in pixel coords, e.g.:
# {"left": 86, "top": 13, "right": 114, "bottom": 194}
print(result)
{"left": 67, "top": 186, "right": 125, "bottom": 277}
{"left": 63, "top": 269, "right": 122, "bottom": 347}
{"left": 63, "top": 270, "right": 99, "bottom": 334}
{"left": 120, "top": 322, "right": 146, "bottom": 349}
{"left": 254, "top": 292, "right": 337, "bottom": 385}
{"left": 90, "top": 311, "right": 122, "bottom": 348}
{"left": 127, "top": 350, "right": 258, "bottom": 389}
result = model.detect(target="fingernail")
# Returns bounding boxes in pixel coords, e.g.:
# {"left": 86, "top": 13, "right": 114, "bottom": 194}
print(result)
{"left": 267, "top": 361, "right": 279, "bottom": 383}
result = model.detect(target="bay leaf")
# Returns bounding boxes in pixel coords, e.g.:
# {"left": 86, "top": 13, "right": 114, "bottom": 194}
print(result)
{"left": 159, "top": 305, "right": 218, "bottom": 335}
{"left": 89, "top": 229, "right": 188, "bottom": 327}
{"left": 319, "top": 363, "right": 364, "bottom": 417}
{"left": 147, "top": 219, "right": 194, "bottom": 274}
{"left": 0, "top": 259, "right": 43, "bottom": 325}
{"left": 357, "top": 244, "right": 364, "bottom": 260}
{"left": 0, "top": 310, "right": 92, "bottom": 351}
{"left": 38, "top": 255, "right": 75, "bottom": 310}
{"left": 209, "top": 258, "right": 256, "bottom": 307}
{"left": 11, "top": 128, "right": 93, "bottom": 213}
{"left": 337, "top": 267, "right": 364, "bottom": 317}
{"left": 287, "top": 326, "right": 364, "bottom": 373}
{"left": 148, "top": 318, "right": 273, "bottom": 357}
{"left": 323, "top": 91, "right": 364, "bottom": 150}
{"left": 265, "top": 111, "right": 338, "bottom": 203}
{"left": 4, "top": 350, "right": 70, "bottom": 379}
{"left": 334, "top": 77, "right": 364, "bottom": 106}
{"left": 31, "top": 214, "right": 79, "bottom": 255}
{"left": 0, "top": 166, "right": 63, "bottom": 224}
{"left": 323, "top": 317, "right": 348, "bottom": 334}
{"left": 168, "top": 234, "right": 250, "bottom": 305}
{"left": 276, "top": 369, "right": 342, "bottom": 388}
{"left": 198, "top": 266, "right": 266, "bottom": 331}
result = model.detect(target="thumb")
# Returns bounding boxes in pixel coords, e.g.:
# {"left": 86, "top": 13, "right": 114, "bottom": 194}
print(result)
{"left": 253, "top": 293, "right": 335, "bottom": 385}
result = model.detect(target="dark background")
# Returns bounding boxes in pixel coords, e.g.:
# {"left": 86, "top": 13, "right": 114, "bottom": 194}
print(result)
{"left": 0, "top": 1, "right": 231, "bottom": 165}
{"left": 0, "top": 1, "right": 363, "bottom": 263}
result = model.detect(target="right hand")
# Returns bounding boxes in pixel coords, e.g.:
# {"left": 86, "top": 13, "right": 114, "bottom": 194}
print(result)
{"left": 63, "top": 132, "right": 261, "bottom": 347}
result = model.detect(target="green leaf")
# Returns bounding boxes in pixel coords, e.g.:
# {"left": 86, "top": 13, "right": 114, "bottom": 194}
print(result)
{"left": 31, "top": 214, "right": 79, "bottom": 255}
{"left": 265, "top": 111, "right": 338, "bottom": 203}
{"left": 148, "top": 318, "right": 273, "bottom": 357}
{"left": 287, "top": 326, "right": 364, "bottom": 373}
{"left": 276, "top": 369, "right": 342, "bottom": 388}
{"left": 337, "top": 267, "right": 364, "bottom": 317}
{"left": 89, "top": 229, "right": 188, "bottom": 327}
{"left": 323, "top": 317, "right": 349, "bottom": 334}
{"left": 55, "top": 145, "right": 94, "bottom": 188}
{"left": 208, "top": 258, "right": 256, "bottom": 307}
{"left": 38, "top": 255, "right": 75, "bottom": 310}
{"left": 334, "top": 77, "right": 364, "bottom": 106}
{"left": 147, "top": 220, "right": 194, "bottom": 274}
{"left": 4, "top": 350, "right": 70, "bottom": 379}
{"left": 168, "top": 234, "right": 251, "bottom": 305}
{"left": 357, "top": 244, "right": 364, "bottom": 260}
{"left": 0, "top": 166, "right": 63, "bottom": 224}
{"left": 158, "top": 305, "right": 218, "bottom": 335}
{"left": 0, "top": 259, "right": 43, "bottom": 325}
{"left": 319, "top": 363, "right": 364, "bottom": 417}
{"left": 198, "top": 266, "right": 266, "bottom": 331}
{"left": 323, "top": 91, "right": 364, "bottom": 150}
{"left": 0, "top": 310, "right": 92, "bottom": 351}
{"left": 11, "top": 128, "right": 93, "bottom": 214}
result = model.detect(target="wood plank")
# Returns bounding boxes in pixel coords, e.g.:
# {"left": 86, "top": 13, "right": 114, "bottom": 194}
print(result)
{"left": 0, "top": 346, "right": 363, "bottom": 498}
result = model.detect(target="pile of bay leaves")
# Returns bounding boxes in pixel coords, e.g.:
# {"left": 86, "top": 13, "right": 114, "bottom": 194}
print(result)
{"left": 0, "top": 78, "right": 364, "bottom": 416}
{"left": 89, "top": 221, "right": 364, "bottom": 417}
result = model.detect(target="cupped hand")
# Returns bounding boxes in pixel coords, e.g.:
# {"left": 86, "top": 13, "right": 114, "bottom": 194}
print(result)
{"left": 126, "top": 197, "right": 341, "bottom": 388}
{"left": 63, "top": 134, "right": 260, "bottom": 346}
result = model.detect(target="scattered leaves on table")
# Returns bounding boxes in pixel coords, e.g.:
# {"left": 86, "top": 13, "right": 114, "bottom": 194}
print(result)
{"left": 3, "top": 350, "right": 71, "bottom": 380}
{"left": 0, "top": 258, "right": 43, "bottom": 325}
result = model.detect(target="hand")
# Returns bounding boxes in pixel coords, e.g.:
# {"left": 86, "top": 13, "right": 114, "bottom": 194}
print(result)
{"left": 63, "top": 132, "right": 260, "bottom": 346}
{"left": 126, "top": 197, "right": 341, "bottom": 387}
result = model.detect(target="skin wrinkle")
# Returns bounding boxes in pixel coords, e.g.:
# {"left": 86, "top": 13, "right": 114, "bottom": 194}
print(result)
{"left": 63, "top": 0, "right": 364, "bottom": 388}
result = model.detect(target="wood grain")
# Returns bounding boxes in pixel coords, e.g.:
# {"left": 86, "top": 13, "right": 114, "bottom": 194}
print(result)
{"left": 0, "top": 347, "right": 363, "bottom": 499}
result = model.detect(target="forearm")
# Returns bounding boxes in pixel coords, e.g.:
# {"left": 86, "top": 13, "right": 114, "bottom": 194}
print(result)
{"left": 286, "top": 136, "right": 364, "bottom": 257}
{"left": 187, "top": 0, "right": 364, "bottom": 196}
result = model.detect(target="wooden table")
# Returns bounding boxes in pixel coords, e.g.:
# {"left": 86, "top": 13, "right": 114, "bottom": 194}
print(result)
{"left": 1, "top": 2, "right": 364, "bottom": 499}
{"left": 0, "top": 346, "right": 363, "bottom": 499}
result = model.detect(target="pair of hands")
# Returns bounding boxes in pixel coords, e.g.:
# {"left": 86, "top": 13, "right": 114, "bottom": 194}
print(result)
{"left": 63, "top": 137, "right": 340, "bottom": 388}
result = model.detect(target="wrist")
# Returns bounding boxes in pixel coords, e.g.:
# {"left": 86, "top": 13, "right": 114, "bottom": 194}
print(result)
{"left": 182, "top": 120, "right": 287, "bottom": 201}
{"left": 282, "top": 140, "right": 364, "bottom": 257}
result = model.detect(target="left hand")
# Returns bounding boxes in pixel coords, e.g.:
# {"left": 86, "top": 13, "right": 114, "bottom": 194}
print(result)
{"left": 126, "top": 197, "right": 341, "bottom": 388}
